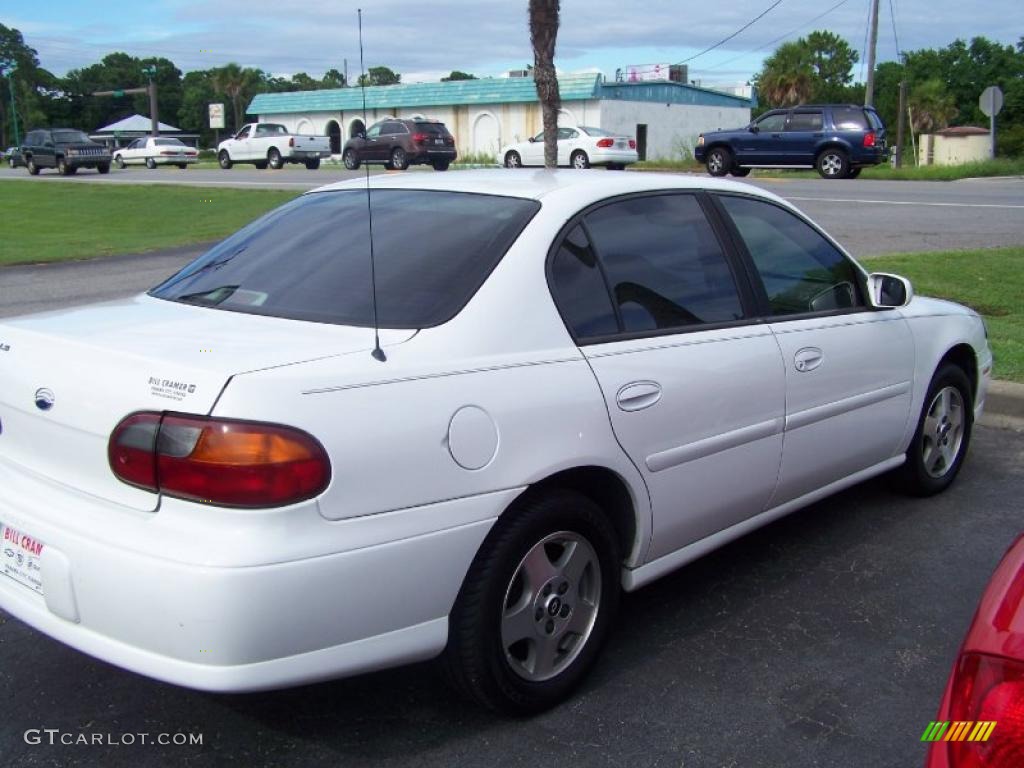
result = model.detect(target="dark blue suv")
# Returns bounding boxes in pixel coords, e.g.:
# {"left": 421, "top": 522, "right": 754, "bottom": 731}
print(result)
{"left": 694, "top": 104, "right": 888, "bottom": 179}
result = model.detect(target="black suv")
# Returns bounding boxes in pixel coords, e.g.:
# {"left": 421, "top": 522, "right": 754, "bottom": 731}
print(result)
{"left": 695, "top": 105, "right": 888, "bottom": 179}
{"left": 342, "top": 118, "right": 457, "bottom": 171}
{"left": 21, "top": 128, "right": 112, "bottom": 175}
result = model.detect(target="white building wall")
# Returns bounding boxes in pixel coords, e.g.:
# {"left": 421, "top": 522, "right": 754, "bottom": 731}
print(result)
{"left": 258, "top": 97, "right": 746, "bottom": 162}
{"left": 599, "top": 101, "right": 750, "bottom": 161}
{"left": 918, "top": 133, "right": 990, "bottom": 166}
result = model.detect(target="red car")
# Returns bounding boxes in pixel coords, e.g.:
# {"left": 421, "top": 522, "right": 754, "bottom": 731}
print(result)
{"left": 925, "top": 534, "right": 1024, "bottom": 767}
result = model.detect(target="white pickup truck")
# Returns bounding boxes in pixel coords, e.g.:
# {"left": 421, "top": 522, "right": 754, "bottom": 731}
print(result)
{"left": 217, "top": 123, "right": 331, "bottom": 170}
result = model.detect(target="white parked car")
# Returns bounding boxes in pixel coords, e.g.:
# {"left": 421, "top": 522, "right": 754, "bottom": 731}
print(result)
{"left": 502, "top": 126, "right": 639, "bottom": 169}
{"left": 0, "top": 171, "right": 991, "bottom": 714}
{"left": 112, "top": 137, "right": 199, "bottom": 169}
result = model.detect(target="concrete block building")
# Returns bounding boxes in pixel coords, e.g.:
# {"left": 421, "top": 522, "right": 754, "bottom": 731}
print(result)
{"left": 246, "top": 73, "right": 753, "bottom": 161}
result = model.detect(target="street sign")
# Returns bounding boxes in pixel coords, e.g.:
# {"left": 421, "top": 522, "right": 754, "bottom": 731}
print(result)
{"left": 112, "top": 89, "right": 124, "bottom": 98}
{"left": 208, "top": 103, "right": 225, "bottom": 129}
{"left": 979, "top": 86, "right": 1003, "bottom": 117}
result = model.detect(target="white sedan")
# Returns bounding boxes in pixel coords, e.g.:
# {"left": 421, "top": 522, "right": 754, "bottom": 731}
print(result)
{"left": 502, "top": 125, "right": 638, "bottom": 169}
{"left": 113, "top": 137, "right": 198, "bottom": 169}
{"left": 0, "top": 171, "right": 990, "bottom": 714}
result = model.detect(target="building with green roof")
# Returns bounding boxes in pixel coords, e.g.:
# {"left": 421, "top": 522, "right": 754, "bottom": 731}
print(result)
{"left": 246, "top": 72, "right": 753, "bottom": 162}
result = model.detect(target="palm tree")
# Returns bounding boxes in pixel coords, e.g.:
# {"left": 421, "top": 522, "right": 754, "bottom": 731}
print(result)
{"left": 212, "top": 63, "right": 259, "bottom": 131}
{"left": 909, "top": 79, "right": 958, "bottom": 133}
{"left": 529, "top": 0, "right": 560, "bottom": 168}
{"left": 756, "top": 68, "right": 814, "bottom": 108}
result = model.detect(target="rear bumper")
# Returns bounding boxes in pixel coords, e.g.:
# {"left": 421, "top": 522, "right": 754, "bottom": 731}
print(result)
{"left": 589, "top": 148, "right": 639, "bottom": 166}
{"left": 289, "top": 149, "right": 331, "bottom": 160}
{"left": 0, "top": 456, "right": 510, "bottom": 692}
{"left": 410, "top": 148, "right": 457, "bottom": 164}
{"left": 151, "top": 156, "right": 199, "bottom": 165}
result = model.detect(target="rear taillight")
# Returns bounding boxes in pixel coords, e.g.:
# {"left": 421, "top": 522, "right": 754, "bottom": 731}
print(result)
{"left": 444, "top": 136, "right": 454, "bottom": 146}
{"left": 109, "top": 412, "right": 330, "bottom": 508}
{"left": 596, "top": 138, "right": 614, "bottom": 148}
{"left": 863, "top": 132, "right": 876, "bottom": 148}
{"left": 412, "top": 132, "right": 428, "bottom": 144}
{"left": 936, "top": 653, "right": 1024, "bottom": 767}
{"left": 629, "top": 139, "right": 636, "bottom": 149}
{"left": 289, "top": 137, "right": 295, "bottom": 147}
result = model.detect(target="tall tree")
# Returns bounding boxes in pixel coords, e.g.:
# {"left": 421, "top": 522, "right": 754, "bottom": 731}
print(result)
{"left": 357, "top": 66, "right": 400, "bottom": 86}
{"left": 442, "top": 71, "right": 477, "bottom": 82}
{"left": 754, "top": 30, "right": 859, "bottom": 108}
{"left": 529, "top": 0, "right": 560, "bottom": 168}
{"left": 908, "top": 79, "right": 958, "bottom": 133}
{"left": 211, "top": 63, "right": 262, "bottom": 131}
{"left": 0, "top": 24, "right": 51, "bottom": 146}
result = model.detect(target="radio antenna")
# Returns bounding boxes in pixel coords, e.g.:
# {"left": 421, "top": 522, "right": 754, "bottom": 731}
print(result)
{"left": 358, "top": 8, "right": 386, "bottom": 363}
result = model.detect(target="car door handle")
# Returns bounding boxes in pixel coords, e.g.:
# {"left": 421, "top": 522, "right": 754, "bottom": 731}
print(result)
{"left": 616, "top": 381, "right": 662, "bottom": 412}
{"left": 794, "top": 347, "right": 824, "bottom": 373}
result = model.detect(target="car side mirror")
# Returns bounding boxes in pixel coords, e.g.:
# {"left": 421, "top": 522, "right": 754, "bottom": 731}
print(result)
{"left": 748, "top": 125, "right": 759, "bottom": 134}
{"left": 868, "top": 273, "right": 913, "bottom": 308}
{"left": 528, "top": 136, "right": 536, "bottom": 143}
{"left": 358, "top": 131, "right": 366, "bottom": 139}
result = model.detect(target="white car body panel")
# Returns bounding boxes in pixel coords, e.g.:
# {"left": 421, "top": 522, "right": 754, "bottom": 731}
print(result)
{"left": 0, "top": 170, "right": 990, "bottom": 692}
{"left": 501, "top": 126, "right": 639, "bottom": 168}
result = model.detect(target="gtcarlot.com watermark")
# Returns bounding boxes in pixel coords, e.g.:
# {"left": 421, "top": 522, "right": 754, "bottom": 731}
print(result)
{"left": 25, "top": 729, "right": 203, "bottom": 746}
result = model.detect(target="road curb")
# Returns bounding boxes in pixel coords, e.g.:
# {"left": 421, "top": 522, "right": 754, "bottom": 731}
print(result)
{"left": 981, "top": 380, "right": 1024, "bottom": 431}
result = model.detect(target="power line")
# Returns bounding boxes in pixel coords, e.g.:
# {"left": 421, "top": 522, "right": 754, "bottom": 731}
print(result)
{"left": 859, "top": 0, "right": 872, "bottom": 81}
{"left": 674, "top": 0, "right": 786, "bottom": 65}
{"left": 700, "top": 0, "right": 857, "bottom": 72}
{"left": 888, "top": 0, "right": 902, "bottom": 60}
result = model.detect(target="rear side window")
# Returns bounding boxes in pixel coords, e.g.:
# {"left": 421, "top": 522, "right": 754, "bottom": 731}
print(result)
{"left": 549, "top": 225, "right": 619, "bottom": 339}
{"left": 719, "top": 195, "right": 864, "bottom": 316}
{"left": 831, "top": 108, "right": 869, "bottom": 130}
{"left": 583, "top": 195, "right": 744, "bottom": 333}
{"left": 788, "top": 111, "right": 823, "bottom": 131}
{"left": 150, "top": 190, "right": 540, "bottom": 328}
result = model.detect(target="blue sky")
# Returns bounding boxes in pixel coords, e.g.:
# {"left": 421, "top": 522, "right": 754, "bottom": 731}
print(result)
{"left": 8, "top": 0, "right": 1021, "bottom": 86}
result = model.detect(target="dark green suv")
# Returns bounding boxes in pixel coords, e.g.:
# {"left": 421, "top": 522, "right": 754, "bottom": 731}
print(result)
{"left": 22, "top": 128, "right": 111, "bottom": 176}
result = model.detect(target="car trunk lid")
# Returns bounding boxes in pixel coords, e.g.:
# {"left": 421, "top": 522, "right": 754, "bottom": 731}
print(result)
{"left": 0, "top": 295, "right": 413, "bottom": 511}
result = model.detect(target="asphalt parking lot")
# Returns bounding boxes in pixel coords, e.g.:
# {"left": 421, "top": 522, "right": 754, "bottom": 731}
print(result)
{"left": 1, "top": 426, "right": 1020, "bottom": 768}
{"left": 2, "top": 164, "right": 1022, "bottom": 256}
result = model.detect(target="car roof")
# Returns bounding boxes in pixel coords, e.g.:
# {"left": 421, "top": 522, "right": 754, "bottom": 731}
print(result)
{"left": 311, "top": 169, "right": 789, "bottom": 206}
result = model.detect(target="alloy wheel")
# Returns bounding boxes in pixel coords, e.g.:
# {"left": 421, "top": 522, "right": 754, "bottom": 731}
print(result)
{"left": 921, "top": 386, "right": 965, "bottom": 479}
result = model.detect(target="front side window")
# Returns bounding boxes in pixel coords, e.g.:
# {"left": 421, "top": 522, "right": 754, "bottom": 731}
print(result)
{"left": 150, "top": 190, "right": 540, "bottom": 328}
{"left": 236, "top": 127, "right": 251, "bottom": 139}
{"left": 583, "top": 195, "right": 744, "bottom": 333}
{"left": 755, "top": 113, "right": 787, "bottom": 132}
{"left": 366, "top": 123, "right": 382, "bottom": 138}
{"left": 719, "top": 195, "right": 864, "bottom": 316}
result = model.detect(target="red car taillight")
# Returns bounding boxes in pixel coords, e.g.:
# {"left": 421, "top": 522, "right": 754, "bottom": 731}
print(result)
{"left": 412, "top": 132, "right": 428, "bottom": 144}
{"left": 863, "top": 132, "right": 876, "bottom": 148}
{"left": 936, "top": 653, "right": 1024, "bottom": 767}
{"left": 628, "top": 139, "right": 636, "bottom": 149}
{"left": 596, "top": 138, "right": 614, "bottom": 148}
{"left": 109, "top": 412, "right": 330, "bottom": 508}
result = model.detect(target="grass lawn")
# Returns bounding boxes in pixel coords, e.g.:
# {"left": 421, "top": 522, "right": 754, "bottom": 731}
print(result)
{"left": 868, "top": 246, "right": 1024, "bottom": 382}
{"left": 0, "top": 181, "right": 299, "bottom": 265}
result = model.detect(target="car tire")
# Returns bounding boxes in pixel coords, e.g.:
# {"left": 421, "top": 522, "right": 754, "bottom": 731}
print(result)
{"left": 145, "top": 157, "right": 157, "bottom": 170}
{"left": 114, "top": 155, "right": 125, "bottom": 169}
{"left": 816, "top": 148, "right": 850, "bottom": 179}
{"left": 570, "top": 150, "right": 590, "bottom": 169}
{"left": 305, "top": 157, "right": 321, "bottom": 170}
{"left": 504, "top": 151, "right": 522, "bottom": 168}
{"left": 218, "top": 150, "right": 233, "bottom": 170}
{"left": 268, "top": 148, "right": 283, "bottom": 170}
{"left": 729, "top": 167, "right": 751, "bottom": 177}
{"left": 26, "top": 157, "right": 39, "bottom": 175}
{"left": 343, "top": 149, "right": 360, "bottom": 170}
{"left": 897, "top": 363, "right": 974, "bottom": 497}
{"left": 441, "top": 487, "right": 621, "bottom": 714}
{"left": 97, "top": 164, "right": 109, "bottom": 175}
{"left": 705, "top": 147, "right": 731, "bottom": 176}
{"left": 390, "top": 147, "right": 409, "bottom": 171}
{"left": 432, "top": 160, "right": 450, "bottom": 171}
{"left": 57, "top": 157, "right": 71, "bottom": 176}
{"left": 847, "top": 167, "right": 862, "bottom": 179}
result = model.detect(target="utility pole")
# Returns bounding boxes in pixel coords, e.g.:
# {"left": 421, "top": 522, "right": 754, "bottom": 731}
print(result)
{"left": 142, "top": 65, "right": 159, "bottom": 136}
{"left": 895, "top": 80, "right": 907, "bottom": 167}
{"left": 864, "top": 0, "right": 880, "bottom": 106}
{"left": 1, "top": 62, "right": 19, "bottom": 147}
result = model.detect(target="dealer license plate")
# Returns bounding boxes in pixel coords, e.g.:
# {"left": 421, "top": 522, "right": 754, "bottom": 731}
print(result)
{"left": 0, "top": 522, "right": 44, "bottom": 595}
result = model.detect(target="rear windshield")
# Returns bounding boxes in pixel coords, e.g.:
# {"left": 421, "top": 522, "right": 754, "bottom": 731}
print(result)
{"left": 865, "top": 109, "right": 885, "bottom": 131}
{"left": 414, "top": 122, "right": 449, "bottom": 135}
{"left": 831, "top": 108, "right": 869, "bottom": 130}
{"left": 154, "top": 138, "right": 185, "bottom": 146}
{"left": 149, "top": 190, "right": 539, "bottom": 328}
{"left": 53, "top": 130, "right": 91, "bottom": 143}
{"left": 579, "top": 126, "right": 614, "bottom": 137}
